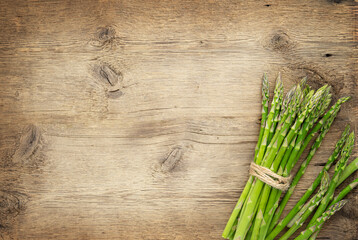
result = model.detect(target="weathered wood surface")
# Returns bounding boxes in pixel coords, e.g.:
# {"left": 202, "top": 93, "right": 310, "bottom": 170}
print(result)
{"left": 0, "top": 0, "right": 357, "bottom": 239}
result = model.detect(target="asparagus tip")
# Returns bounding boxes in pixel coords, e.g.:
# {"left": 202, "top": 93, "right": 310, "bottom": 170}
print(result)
{"left": 330, "top": 199, "right": 348, "bottom": 212}
{"left": 338, "top": 96, "right": 351, "bottom": 104}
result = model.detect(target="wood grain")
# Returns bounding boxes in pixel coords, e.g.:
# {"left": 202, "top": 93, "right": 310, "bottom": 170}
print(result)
{"left": 0, "top": 0, "right": 357, "bottom": 239}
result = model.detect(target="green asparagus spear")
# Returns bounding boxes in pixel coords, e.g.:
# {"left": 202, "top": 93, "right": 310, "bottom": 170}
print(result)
{"left": 222, "top": 74, "right": 272, "bottom": 238}
{"left": 223, "top": 74, "right": 352, "bottom": 240}
{"left": 250, "top": 136, "right": 297, "bottom": 240}
{"left": 309, "top": 177, "right": 358, "bottom": 240}
{"left": 313, "top": 156, "right": 358, "bottom": 240}
{"left": 278, "top": 172, "right": 330, "bottom": 240}
{"left": 266, "top": 104, "right": 350, "bottom": 240}
{"left": 307, "top": 131, "right": 355, "bottom": 227}
{"left": 254, "top": 74, "right": 270, "bottom": 163}
{"left": 294, "top": 200, "right": 347, "bottom": 240}
{"left": 268, "top": 74, "right": 283, "bottom": 143}
{"left": 259, "top": 98, "right": 339, "bottom": 239}
{"left": 338, "top": 157, "right": 358, "bottom": 186}
{"left": 233, "top": 86, "right": 324, "bottom": 240}
{"left": 256, "top": 86, "right": 331, "bottom": 240}
{"left": 330, "top": 177, "right": 358, "bottom": 207}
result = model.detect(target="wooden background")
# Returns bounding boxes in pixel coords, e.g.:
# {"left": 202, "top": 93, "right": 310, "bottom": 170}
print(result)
{"left": 0, "top": 0, "right": 357, "bottom": 239}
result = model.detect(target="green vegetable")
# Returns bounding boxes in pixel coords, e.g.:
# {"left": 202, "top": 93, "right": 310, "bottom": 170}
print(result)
{"left": 278, "top": 171, "right": 330, "bottom": 240}
{"left": 222, "top": 74, "right": 271, "bottom": 238}
{"left": 309, "top": 177, "right": 358, "bottom": 240}
{"left": 338, "top": 157, "right": 358, "bottom": 186}
{"left": 233, "top": 85, "right": 326, "bottom": 240}
{"left": 294, "top": 200, "right": 347, "bottom": 240}
{"left": 266, "top": 120, "right": 350, "bottom": 240}
{"left": 258, "top": 101, "right": 338, "bottom": 239}
{"left": 307, "top": 131, "right": 354, "bottom": 227}
{"left": 222, "top": 74, "right": 351, "bottom": 240}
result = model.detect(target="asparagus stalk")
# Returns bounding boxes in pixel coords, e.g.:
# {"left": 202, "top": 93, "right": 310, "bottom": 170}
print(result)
{"left": 266, "top": 101, "right": 350, "bottom": 239}
{"left": 230, "top": 178, "right": 261, "bottom": 236}
{"left": 330, "top": 177, "right": 358, "bottom": 207}
{"left": 260, "top": 83, "right": 304, "bottom": 167}
{"left": 260, "top": 99, "right": 339, "bottom": 239}
{"left": 309, "top": 231, "right": 319, "bottom": 240}
{"left": 307, "top": 131, "right": 355, "bottom": 227}
{"left": 233, "top": 86, "right": 303, "bottom": 239}
{"left": 308, "top": 166, "right": 358, "bottom": 240}
{"left": 245, "top": 223, "right": 254, "bottom": 240}
{"left": 260, "top": 122, "right": 332, "bottom": 240}
{"left": 227, "top": 219, "right": 237, "bottom": 240}
{"left": 268, "top": 75, "right": 283, "bottom": 143}
{"left": 222, "top": 74, "right": 271, "bottom": 238}
{"left": 294, "top": 200, "right": 347, "bottom": 240}
{"left": 288, "top": 172, "right": 331, "bottom": 227}
{"left": 223, "top": 74, "right": 352, "bottom": 240}
{"left": 288, "top": 199, "right": 314, "bottom": 228}
{"left": 282, "top": 86, "right": 331, "bottom": 176}
{"left": 269, "top": 124, "right": 350, "bottom": 233}
{"left": 276, "top": 84, "right": 299, "bottom": 132}
{"left": 254, "top": 74, "right": 270, "bottom": 162}
{"left": 250, "top": 199, "right": 267, "bottom": 240}
{"left": 233, "top": 86, "right": 324, "bottom": 240}
{"left": 255, "top": 119, "right": 315, "bottom": 239}
{"left": 292, "top": 96, "right": 351, "bottom": 172}
{"left": 337, "top": 157, "right": 358, "bottom": 186}
{"left": 256, "top": 87, "right": 331, "bottom": 240}
{"left": 278, "top": 171, "right": 330, "bottom": 240}
{"left": 228, "top": 85, "right": 299, "bottom": 239}
{"left": 307, "top": 158, "right": 358, "bottom": 240}
{"left": 250, "top": 136, "right": 297, "bottom": 240}
{"left": 239, "top": 186, "right": 263, "bottom": 238}
{"left": 256, "top": 76, "right": 284, "bottom": 166}
{"left": 251, "top": 134, "right": 299, "bottom": 240}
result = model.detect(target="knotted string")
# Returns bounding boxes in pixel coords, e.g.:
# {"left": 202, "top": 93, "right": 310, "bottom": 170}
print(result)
{"left": 249, "top": 162, "right": 292, "bottom": 191}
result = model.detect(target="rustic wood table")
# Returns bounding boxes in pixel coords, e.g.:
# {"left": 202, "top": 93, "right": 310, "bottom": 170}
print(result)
{"left": 0, "top": 1, "right": 357, "bottom": 239}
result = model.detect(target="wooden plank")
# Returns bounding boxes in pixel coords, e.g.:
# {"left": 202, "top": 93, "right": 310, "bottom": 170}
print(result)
{"left": 0, "top": 0, "right": 357, "bottom": 239}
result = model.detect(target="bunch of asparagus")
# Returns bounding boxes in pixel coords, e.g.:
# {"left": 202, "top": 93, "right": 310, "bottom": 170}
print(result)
{"left": 267, "top": 130, "right": 357, "bottom": 240}
{"left": 222, "top": 73, "right": 355, "bottom": 240}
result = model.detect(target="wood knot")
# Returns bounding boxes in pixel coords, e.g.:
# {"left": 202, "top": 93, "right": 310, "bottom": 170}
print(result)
{"left": 267, "top": 31, "right": 295, "bottom": 52}
{"left": 98, "top": 26, "right": 116, "bottom": 42}
{"left": 0, "top": 191, "right": 27, "bottom": 217}
{"left": 12, "top": 124, "right": 41, "bottom": 164}
{"left": 99, "top": 64, "right": 120, "bottom": 87}
{"left": 161, "top": 147, "right": 183, "bottom": 173}
{"left": 89, "top": 25, "right": 122, "bottom": 50}
{"left": 153, "top": 147, "right": 183, "bottom": 175}
{"left": 93, "top": 63, "right": 123, "bottom": 99}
